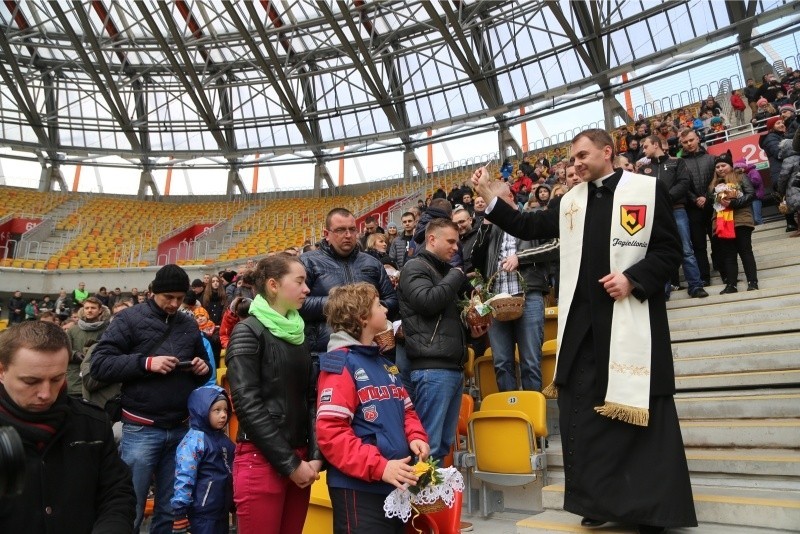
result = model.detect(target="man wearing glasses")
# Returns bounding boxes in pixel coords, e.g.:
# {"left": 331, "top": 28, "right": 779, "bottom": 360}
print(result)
{"left": 300, "top": 208, "right": 399, "bottom": 356}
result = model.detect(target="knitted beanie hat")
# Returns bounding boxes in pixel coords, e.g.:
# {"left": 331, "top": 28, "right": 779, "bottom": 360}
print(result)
{"left": 193, "top": 306, "right": 209, "bottom": 319}
{"left": 151, "top": 264, "right": 190, "bottom": 294}
{"left": 779, "top": 104, "right": 796, "bottom": 114}
{"left": 766, "top": 116, "right": 781, "bottom": 131}
{"left": 756, "top": 98, "right": 768, "bottom": 106}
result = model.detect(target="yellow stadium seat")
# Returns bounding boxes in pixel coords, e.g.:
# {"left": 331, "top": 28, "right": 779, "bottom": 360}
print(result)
{"left": 474, "top": 351, "right": 520, "bottom": 400}
{"left": 544, "top": 306, "right": 558, "bottom": 343}
{"left": 541, "top": 339, "right": 557, "bottom": 391}
{"left": 464, "top": 391, "right": 548, "bottom": 516}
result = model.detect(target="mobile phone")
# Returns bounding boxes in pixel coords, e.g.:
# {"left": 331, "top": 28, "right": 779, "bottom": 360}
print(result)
{"left": 176, "top": 360, "right": 194, "bottom": 370}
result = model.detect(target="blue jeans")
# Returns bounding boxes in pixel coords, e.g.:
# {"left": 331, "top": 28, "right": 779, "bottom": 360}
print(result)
{"left": 121, "top": 422, "right": 188, "bottom": 533}
{"left": 752, "top": 199, "right": 763, "bottom": 225}
{"left": 410, "top": 369, "right": 463, "bottom": 461}
{"left": 673, "top": 208, "right": 703, "bottom": 294}
{"left": 394, "top": 344, "right": 415, "bottom": 402}
{"left": 487, "top": 291, "right": 545, "bottom": 391}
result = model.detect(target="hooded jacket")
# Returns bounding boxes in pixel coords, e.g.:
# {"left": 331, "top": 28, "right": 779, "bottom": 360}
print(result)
{"left": 172, "top": 385, "right": 235, "bottom": 519}
{"left": 316, "top": 331, "right": 427, "bottom": 496}
{"left": 67, "top": 305, "right": 111, "bottom": 396}
{"left": 300, "top": 239, "right": 398, "bottom": 353}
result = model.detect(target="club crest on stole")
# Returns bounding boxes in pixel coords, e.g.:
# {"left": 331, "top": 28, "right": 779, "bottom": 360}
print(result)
{"left": 620, "top": 205, "right": 647, "bottom": 236}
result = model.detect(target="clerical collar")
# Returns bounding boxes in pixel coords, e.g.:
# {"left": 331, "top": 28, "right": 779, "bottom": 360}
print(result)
{"left": 592, "top": 171, "right": 616, "bottom": 186}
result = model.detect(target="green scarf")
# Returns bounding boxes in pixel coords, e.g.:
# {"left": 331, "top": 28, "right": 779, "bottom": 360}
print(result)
{"left": 249, "top": 294, "right": 305, "bottom": 345}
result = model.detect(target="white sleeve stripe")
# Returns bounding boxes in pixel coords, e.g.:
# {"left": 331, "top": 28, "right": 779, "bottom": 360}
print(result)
{"left": 403, "top": 398, "right": 414, "bottom": 408}
{"left": 317, "top": 405, "right": 354, "bottom": 419}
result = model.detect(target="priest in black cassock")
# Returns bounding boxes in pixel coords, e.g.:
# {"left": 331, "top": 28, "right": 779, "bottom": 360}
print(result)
{"left": 472, "top": 129, "right": 696, "bottom": 534}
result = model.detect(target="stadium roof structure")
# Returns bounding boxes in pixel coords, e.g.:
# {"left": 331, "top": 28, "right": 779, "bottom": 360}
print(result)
{"left": 0, "top": 0, "right": 798, "bottom": 194}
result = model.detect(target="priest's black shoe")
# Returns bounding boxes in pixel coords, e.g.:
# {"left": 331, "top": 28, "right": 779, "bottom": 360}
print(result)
{"left": 747, "top": 281, "right": 759, "bottom": 291}
{"left": 719, "top": 284, "right": 738, "bottom": 294}
{"left": 637, "top": 525, "right": 666, "bottom": 534}
{"left": 580, "top": 517, "right": 606, "bottom": 528}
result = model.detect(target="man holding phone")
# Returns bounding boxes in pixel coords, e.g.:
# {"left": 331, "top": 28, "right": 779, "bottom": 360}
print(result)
{"left": 92, "top": 264, "right": 211, "bottom": 534}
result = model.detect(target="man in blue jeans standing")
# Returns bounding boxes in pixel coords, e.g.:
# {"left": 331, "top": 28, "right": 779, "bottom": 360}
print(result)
{"left": 640, "top": 136, "right": 709, "bottom": 299}
{"left": 92, "top": 264, "right": 211, "bottom": 533}
{"left": 398, "top": 218, "right": 488, "bottom": 461}
{"left": 471, "top": 183, "right": 560, "bottom": 391}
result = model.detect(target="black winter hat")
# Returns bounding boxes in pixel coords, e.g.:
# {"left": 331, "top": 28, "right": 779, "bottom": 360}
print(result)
{"left": 191, "top": 278, "right": 205, "bottom": 288}
{"left": 152, "top": 264, "right": 190, "bottom": 294}
{"left": 714, "top": 150, "right": 733, "bottom": 168}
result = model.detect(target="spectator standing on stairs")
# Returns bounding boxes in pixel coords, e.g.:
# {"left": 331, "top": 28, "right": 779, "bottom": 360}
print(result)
{"left": 473, "top": 129, "right": 696, "bottom": 534}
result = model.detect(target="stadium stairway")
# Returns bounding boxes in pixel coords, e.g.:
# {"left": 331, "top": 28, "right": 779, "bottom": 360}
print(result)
{"left": 479, "top": 220, "right": 800, "bottom": 533}
{"left": 15, "top": 196, "right": 89, "bottom": 263}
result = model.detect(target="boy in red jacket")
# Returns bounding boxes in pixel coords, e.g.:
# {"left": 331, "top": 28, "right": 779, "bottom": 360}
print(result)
{"left": 316, "top": 283, "right": 429, "bottom": 534}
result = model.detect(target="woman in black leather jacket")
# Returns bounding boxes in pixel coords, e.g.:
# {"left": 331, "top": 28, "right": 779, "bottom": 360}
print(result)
{"left": 226, "top": 254, "right": 323, "bottom": 534}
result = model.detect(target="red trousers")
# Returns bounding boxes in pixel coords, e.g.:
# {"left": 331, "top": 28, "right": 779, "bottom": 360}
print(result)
{"left": 233, "top": 443, "right": 310, "bottom": 534}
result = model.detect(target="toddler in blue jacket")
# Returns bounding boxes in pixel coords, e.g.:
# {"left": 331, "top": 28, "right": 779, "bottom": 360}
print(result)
{"left": 172, "top": 385, "right": 235, "bottom": 534}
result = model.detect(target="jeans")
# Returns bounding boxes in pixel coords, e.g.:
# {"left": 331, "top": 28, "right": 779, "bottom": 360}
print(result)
{"left": 121, "top": 422, "right": 188, "bottom": 533}
{"left": 752, "top": 199, "right": 763, "bottom": 225}
{"left": 487, "top": 291, "right": 545, "bottom": 391}
{"left": 687, "top": 205, "right": 715, "bottom": 283}
{"left": 410, "top": 368, "right": 463, "bottom": 461}
{"left": 393, "top": 344, "right": 415, "bottom": 402}
{"left": 673, "top": 208, "right": 703, "bottom": 293}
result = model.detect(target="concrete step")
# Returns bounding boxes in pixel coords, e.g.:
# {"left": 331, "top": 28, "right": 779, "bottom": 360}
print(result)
{"left": 672, "top": 332, "right": 800, "bottom": 390}
{"left": 686, "top": 447, "right": 800, "bottom": 479}
{"left": 669, "top": 307, "right": 800, "bottom": 342}
{"left": 539, "top": 484, "right": 800, "bottom": 531}
{"left": 680, "top": 418, "right": 800, "bottom": 449}
{"left": 668, "top": 274, "right": 800, "bottom": 305}
{"left": 515, "top": 508, "right": 794, "bottom": 533}
{"left": 544, "top": 436, "right": 800, "bottom": 482}
{"left": 667, "top": 293, "right": 800, "bottom": 321}
{"left": 674, "top": 389, "right": 800, "bottom": 420}
{"left": 672, "top": 331, "right": 800, "bottom": 360}
{"left": 676, "top": 369, "right": 800, "bottom": 390}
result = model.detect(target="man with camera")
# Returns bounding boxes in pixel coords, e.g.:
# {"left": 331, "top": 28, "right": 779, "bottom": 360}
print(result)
{"left": 91, "top": 264, "right": 211, "bottom": 534}
{"left": 0, "top": 320, "right": 135, "bottom": 533}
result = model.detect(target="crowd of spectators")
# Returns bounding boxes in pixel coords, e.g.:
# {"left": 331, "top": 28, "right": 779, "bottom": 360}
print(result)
{"left": 2, "top": 69, "right": 800, "bottom": 534}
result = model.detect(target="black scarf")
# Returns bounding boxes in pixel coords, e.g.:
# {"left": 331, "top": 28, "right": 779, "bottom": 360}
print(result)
{"left": 0, "top": 384, "right": 70, "bottom": 451}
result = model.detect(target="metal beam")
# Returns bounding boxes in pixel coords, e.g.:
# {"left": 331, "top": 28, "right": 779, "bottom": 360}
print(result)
{"left": 319, "top": 2, "right": 409, "bottom": 135}
{"left": 136, "top": 1, "right": 230, "bottom": 154}
{"left": 0, "top": 28, "right": 53, "bottom": 153}
{"left": 421, "top": 2, "right": 501, "bottom": 111}
{"left": 52, "top": 1, "right": 144, "bottom": 154}
{"left": 225, "top": 2, "right": 319, "bottom": 149}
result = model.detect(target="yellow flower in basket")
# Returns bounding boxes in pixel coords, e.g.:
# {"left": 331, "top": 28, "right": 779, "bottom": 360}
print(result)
{"left": 408, "top": 458, "right": 442, "bottom": 495}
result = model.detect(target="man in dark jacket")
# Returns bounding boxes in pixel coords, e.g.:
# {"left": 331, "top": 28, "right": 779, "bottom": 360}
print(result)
{"left": 388, "top": 211, "right": 417, "bottom": 269}
{"left": 300, "top": 208, "right": 398, "bottom": 354}
{"left": 91, "top": 264, "right": 210, "bottom": 534}
{"left": 398, "top": 218, "right": 487, "bottom": 461}
{"left": 641, "top": 136, "right": 708, "bottom": 299}
{"left": 0, "top": 320, "right": 135, "bottom": 534}
{"left": 680, "top": 128, "right": 717, "bottom": 285}
{"left": 452, "top": 205, "right": 480, "bottom": 275}
{"left": 471, "top": 184, "right": 559, "bottom": 391}
{"left": 7, "top": 290, "right": 25, "bottom": 325}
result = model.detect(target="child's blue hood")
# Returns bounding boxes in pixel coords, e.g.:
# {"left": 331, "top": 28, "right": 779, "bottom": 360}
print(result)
{"left": 187, "top": 385, "right": 230, "bottom": 433}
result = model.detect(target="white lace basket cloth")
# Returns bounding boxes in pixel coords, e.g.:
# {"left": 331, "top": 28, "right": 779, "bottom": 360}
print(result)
{"left": 383, "top": 467, "right": 465, "bottom": 523}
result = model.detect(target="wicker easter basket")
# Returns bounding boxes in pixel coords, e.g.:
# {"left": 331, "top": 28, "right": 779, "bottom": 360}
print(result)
{"left": 486, "top": 271, "right": 526, "bottom": 322}
{"left": 374, "top": 322, "right": 396, "bottom": 352}
{"left": 463, "top": 290, "right": 492, "bottom": 328}
{"left": 412, "top": 498, "right": 447, "bottom": 514}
